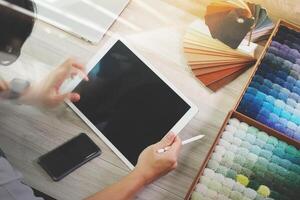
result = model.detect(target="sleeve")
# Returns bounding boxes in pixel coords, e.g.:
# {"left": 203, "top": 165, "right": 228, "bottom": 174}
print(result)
{"left": 0, "top": 157, "right": 44, "bottom": 200}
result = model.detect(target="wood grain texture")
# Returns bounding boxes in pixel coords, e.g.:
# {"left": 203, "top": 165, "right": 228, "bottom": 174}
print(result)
{"left": 0, "top": 0, "right": 262, "bottom": 199}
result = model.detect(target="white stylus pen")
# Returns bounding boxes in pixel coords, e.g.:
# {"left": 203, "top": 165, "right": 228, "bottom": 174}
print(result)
{"left": 157, "top": 134, "right": 205, "bottom": 153}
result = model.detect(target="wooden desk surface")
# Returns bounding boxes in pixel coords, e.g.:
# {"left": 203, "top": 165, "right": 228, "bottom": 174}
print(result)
{"left": 0, "top": 0, "right": 257, "bottom": 199}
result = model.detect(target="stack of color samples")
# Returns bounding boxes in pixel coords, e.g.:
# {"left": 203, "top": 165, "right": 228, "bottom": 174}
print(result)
{"left": 191, "top": 118, "right": 300, "bottom": 200}
{"left": 205, "top": 0, "right": 273, "bottom": 48}
{"left": 237, "top": 25, "right": 300, "bottom": 142}
{"left": 183, "top": 20, "right": 257, "bottom": 91}
{"left": 245, "top": 20, "right": 274, "bottom": 43}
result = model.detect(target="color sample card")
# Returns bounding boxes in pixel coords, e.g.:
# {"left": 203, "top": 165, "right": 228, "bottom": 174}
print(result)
{"left": 191, "top": 118, "right": 300, "bottom": 200}
{"left": 205, "top": 1, "right": 273, "bottom": 48}
{"left": 183, "top": 20, "right": 257, "bottom": 92}
{"left": 245, "top": 17, "right": 274, "bottom": 42}
{"left": 237, "top": 25, "right": 300, "bottom": 142}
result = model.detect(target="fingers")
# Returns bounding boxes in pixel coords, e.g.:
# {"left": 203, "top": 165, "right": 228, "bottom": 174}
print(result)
{"left": 160, "top": 136, "right": 181, "bottom": 170}
{"left": 26, "top": 58, "right": 86, "bottom": 107}
{"left": 157, "top": 132, "right": 176, "bottom": 149}
{"left": 50, "top": 58, "right": 88, "bottom": 92}
{"left": 171, "top": 136, "right": 182, "bottom": 156}
{"left": 161, "top": 136, "right": 181, "bottom": 155}
{"left": 56, "top": 92, "right": 80, "bottom": 102}
{"left": 70, "top": 67, "right": 89, "bottom": 81}
{"left": 71, "top": 62, "right": 84, "bottom": 70}
{"left": 166, "top": 136, "right": 181, "bottom": 170}
{"left": 47, "top": 92, "right": 80, "bottom": 107}
{"left": 62, "top": 59, "right": 89, "bottom": 81}
{"left": 61, "top": 58, "right": 81, "bottom": 69}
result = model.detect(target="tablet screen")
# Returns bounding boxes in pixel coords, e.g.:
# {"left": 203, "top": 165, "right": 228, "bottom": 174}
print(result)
{"left": 73, "top": 40, "right": 191, "bottom": 165}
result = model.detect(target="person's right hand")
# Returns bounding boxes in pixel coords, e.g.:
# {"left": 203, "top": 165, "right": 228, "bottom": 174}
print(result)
{"left": 133, "top": 132, "right": 181, "bottom": 185}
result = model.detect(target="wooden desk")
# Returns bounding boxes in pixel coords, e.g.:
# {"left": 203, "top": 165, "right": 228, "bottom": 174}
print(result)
{"left": 0, "top": 0, "right": 254, "bottom": 199}
{"left": 161, "top": 0, "right": 300, "bottom": 25}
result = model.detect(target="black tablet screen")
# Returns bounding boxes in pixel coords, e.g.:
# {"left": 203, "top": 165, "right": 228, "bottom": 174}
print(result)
{"left": 73, "top": 40, "right": 190, "bottom": 165}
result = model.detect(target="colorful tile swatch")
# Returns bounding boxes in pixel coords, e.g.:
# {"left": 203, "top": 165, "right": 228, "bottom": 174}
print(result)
{"left": 191, "top": 118, "right": 300, "bottom": 200}
{"left": 237, "top": 25, "right": 300, "bottom": 142}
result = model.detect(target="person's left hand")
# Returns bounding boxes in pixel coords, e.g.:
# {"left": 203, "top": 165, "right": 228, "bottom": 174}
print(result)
{"left": 21, "top": 58, "right": 88, "bottom": 107}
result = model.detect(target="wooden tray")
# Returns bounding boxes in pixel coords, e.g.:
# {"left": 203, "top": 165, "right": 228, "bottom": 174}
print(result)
{"left": 234, "top": 19, "right": 300, "bottom": 145}
{"left": 185, "top": 19, "right": 300, "bottom": 200}
{"left": 184, "top": 110, "right": 300, "bottom": 200}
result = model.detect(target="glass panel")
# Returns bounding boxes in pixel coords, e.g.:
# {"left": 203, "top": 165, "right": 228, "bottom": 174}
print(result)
{"left": 34, "top": 0, "right": 130, "bottom": 43}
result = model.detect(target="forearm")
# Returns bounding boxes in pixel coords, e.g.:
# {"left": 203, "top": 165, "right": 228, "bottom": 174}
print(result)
{"left": 86, "top": 170, "right": 146, "bottom": 200}
{"left": 0, "top": 78, "right": 9, "bottom": 96}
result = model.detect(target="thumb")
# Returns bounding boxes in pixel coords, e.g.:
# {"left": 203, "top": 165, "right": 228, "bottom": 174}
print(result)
{"left": 48, "top": 92, "right": 77, "bottom": 106}
{"left": 69, "top": 93, "right": 81, "bottom": 102}
{"left": 157, "top": 132, "right": 176, "bottom": 148}
{"left": 47, "top": 92, "right": 71, "bottom": 107}
{"left": 54, "top": 92, "right": 80, "bottom": 102}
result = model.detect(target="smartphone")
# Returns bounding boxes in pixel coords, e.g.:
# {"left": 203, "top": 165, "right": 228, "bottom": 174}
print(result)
{"left": 38, "top": 133, "right": 101, "bottom": 181}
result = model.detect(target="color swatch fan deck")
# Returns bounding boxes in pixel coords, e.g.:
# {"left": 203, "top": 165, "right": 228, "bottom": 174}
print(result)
{"left": 183, "top": 20, "right": 257, "bottom": 91}
{"left": 205, "top": 0, "right": 273, "bottom": 48}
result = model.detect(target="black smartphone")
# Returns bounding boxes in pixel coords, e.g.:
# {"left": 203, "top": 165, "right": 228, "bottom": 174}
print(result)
{"left": 38, "top": 133, "right": 101, "bottom": 181}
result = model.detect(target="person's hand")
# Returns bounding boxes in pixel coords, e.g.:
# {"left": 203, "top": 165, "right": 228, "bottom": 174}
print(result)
{"left": 133, "top": 132, "right": 181, "bottom": 185}
{"left": 21, "top": 58, "right": 88, "bottom": 107}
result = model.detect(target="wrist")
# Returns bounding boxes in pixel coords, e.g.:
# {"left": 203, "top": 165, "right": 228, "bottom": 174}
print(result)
{"left": 131, "top": 168, "right": 148, "bottom": 187}
{"left": 19, "top": 84, "right": 38, "bottom": 105}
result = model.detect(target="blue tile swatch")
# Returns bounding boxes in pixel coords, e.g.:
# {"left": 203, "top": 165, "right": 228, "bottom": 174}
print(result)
{"left": 238, "top": 26, "right": 300, "bottom": 142}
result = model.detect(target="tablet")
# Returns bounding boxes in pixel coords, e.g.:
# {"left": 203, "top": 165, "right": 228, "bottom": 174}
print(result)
{"left": 62, "top": 38, "right": 198, "bottom": 169}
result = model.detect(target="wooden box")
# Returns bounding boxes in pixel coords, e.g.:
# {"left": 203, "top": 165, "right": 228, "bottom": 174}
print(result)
{"left": 185, "top": 20, "right": 300, "bottom": 200}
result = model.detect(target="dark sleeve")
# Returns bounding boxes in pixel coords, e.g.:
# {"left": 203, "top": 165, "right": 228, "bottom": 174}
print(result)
{"left": 0, "top": 157, "right": 44, "bottom": 200}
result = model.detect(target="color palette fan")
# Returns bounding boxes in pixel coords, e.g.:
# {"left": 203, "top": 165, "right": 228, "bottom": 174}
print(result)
{"left": 183, "top": 20, "right": 258, "bottom": 91}
{"left": 205, "top": 0, "right": 273, "bottom": 48}
{"left": 245, "top": 17, "right": 274, "bottom": 43}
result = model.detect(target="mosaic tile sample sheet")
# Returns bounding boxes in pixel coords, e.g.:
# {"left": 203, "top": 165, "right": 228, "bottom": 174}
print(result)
{"left": 191, "top": 118, "right": 300, "bottom": 200}
{"left": 238, "top": 25, "right": 300, "bottom": 142}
